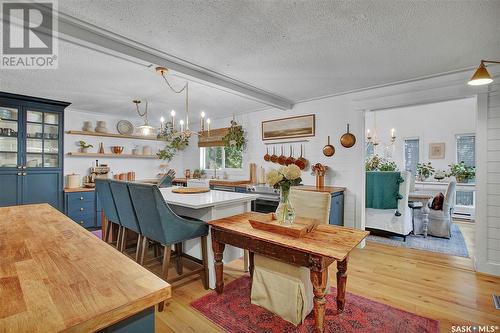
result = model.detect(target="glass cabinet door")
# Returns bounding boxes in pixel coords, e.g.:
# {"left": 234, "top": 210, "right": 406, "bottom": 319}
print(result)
{"left": 0, "top": 106, "right": 20, "bottom": 168}
{"left": 25, "top": 110, "right": 60, "bottom": 168}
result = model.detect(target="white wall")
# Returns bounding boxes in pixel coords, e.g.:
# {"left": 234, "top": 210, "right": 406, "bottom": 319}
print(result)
{"left": 365, "top": 98, "right": 476, "bottom": 172}
{"left": 63, "top": 109, "right": 184, "bottom": 185}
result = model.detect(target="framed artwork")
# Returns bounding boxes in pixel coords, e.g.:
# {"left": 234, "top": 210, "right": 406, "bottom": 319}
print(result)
{"left": 429, "top": 143, "right": 445, "bottom": 159}
{"left": 261, "top": 114, "right": 315, "bottom": 141}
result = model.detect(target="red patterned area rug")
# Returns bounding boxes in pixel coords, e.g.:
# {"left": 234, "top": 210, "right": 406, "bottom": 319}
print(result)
{"left": 191, "top": 276, "right": 439, "bottom": 333}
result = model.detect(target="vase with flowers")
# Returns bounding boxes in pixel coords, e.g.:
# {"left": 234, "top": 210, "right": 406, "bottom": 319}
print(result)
{"left": 266, "top": 164, "right": 302, "bottom": 225}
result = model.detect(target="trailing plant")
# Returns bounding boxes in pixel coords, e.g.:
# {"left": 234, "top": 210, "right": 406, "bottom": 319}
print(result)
{"left": 78, "top": 140, "right": 93, "bottom": 149}
{"left": 156, "top": 123, "right": 190, "bottom": 161}
{"left": 416, "top": 162, "right": 435, "bottom": 181}
{"left": 222, "top": 120, "right": 246, "bottom": 150}
{"left": 447, "top": 161, "right": 475, "bottom": 183}
{"left": 365, "top": 154, "right": 383, "bottom": 171}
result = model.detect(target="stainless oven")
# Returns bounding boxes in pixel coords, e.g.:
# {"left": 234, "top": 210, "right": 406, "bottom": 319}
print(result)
{"left": 252, "top": 197, "right": 279, "bottom": 213}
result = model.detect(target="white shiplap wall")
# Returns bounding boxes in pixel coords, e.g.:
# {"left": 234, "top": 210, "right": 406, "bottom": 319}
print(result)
{"left": 486, "top": 85, "right": 500, "bottom": 264}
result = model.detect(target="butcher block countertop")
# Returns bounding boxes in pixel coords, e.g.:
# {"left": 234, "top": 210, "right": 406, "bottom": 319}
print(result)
{"left": 294, "top": 185, "right": 346, "bottom": 194}
{"left": 63, "top": 187, "right": 95, "bottom": 192}
{"left": 0, "top": 204, "right": 171, "bottom": 333}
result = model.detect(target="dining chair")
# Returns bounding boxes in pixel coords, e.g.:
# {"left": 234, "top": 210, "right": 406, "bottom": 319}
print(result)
{"left": 95, "top": 178, "right": 122, "bottom": 247}
{"left": 428, "top": 177, "right": 456, "bottom": 238}
{"left": 251, "top": 188, "right": 332, "bottom": 325}
{"left": 109, "top": 180, "right": 143, "bottom": 261}
{"left": 128, "top": 182, "right": 209, "bottom": 290}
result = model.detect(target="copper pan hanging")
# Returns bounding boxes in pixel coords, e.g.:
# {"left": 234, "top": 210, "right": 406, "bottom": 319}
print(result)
{"left": 285, "top": 146, "right": 295, "bottom": 166}
{"left": 270, "top": 146, "right": 278, "bottom": 163}
{"left": 340, "top": 123, "right": 356, "bottom": 148}
{"left": 278, "top": 146, "right": 287, "bottom": 165}
{"left": 264, "top": 147, "right": 271, "bottom": 162}
{"left": 323, "top": 136, "right": 335, "bottom": 157}
{"left": 294, "top": 144, "right": 307, "bottom": 170}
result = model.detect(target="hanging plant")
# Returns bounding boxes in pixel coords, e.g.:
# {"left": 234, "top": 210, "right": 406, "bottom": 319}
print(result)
{"left": 156, "top": 122, "right": 190, "bottom": 161}
{"left": 222, "top": 120, "right": 246, "bottom": 149}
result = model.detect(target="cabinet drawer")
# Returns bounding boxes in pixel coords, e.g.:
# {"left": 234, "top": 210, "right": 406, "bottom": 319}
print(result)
{"left": 66, "top": 191, "right": 94, "bottom": 205}
{"left": 67, "top": 200, "right": 95, "bottom": 216}
{"left": 67, "top": 212, "right": 95, "bottom": 228}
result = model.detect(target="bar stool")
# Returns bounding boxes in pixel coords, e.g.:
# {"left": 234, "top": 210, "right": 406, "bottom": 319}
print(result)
{"left": 109, "top": 180, "right": 143, "bottom": 261}
{"left": 128, "top": 183, "right": 209, "bottom": 289}
{"left": 95, "top": 179, "right": 122, "bottom": 247}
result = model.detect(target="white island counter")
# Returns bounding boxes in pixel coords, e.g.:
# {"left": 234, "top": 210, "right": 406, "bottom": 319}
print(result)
{"left": 159, "top": 187, "right": 257, "bottom": 288}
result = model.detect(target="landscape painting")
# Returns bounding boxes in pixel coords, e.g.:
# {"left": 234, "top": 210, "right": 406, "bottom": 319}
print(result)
{"left": 262, "top": 114, "right": 315, "bottom": 140}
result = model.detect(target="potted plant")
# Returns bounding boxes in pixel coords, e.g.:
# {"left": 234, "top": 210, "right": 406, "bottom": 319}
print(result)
{"left": 266, "top": 164, "right": 302, "bottom": 225}
{"left": 416, "top": 162, "right": 435, "bottom": 181}
{"left": 379, "top": 160, "right": 398, "bottom": 171}
{"left": 447, "top": 161, "right": 475, "bottom": 183}
{"left": 434, "top": 169, "right": 446, "bottom": 181}
{"left": 78, "top": 140, "right": 93, "bottom": 153}
{"left": 365, "top": 155, "right": 398, "bottom": 171}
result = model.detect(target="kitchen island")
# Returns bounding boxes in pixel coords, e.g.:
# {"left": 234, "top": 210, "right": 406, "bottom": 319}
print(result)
{"left": 0, "top": 204, "right": 171, "bottom": 333}
{"left": 160, "top": 187, "right": 258, "bottom": 288}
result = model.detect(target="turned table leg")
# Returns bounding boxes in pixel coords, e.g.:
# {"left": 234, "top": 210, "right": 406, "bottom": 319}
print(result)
{"left": 211, "top": 239, "right": 225, "bottom": 294}
{"left": 422, "top": 201, "right": 430, "bottom": 238}
{"left": 310, "top": 268, "right": 328, "bottom": 333}
{"left": 336, "top": 257, "right": 349, "bottom": 313}
{"left": 249, "top": 251, "right": 255, "bottom": 279}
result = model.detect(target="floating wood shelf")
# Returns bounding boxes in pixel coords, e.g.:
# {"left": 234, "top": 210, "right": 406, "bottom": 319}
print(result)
{"left": 66, "top": 152, "right": 157, "bottom": 159}
{"left": 65, "top": 130, "right": 161, "bottom": 141}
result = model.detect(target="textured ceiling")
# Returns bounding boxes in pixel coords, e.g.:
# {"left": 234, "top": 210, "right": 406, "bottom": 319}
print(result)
{"left": 56, "top": 0, "right": 500, "bottom": 101}
{"left": 1, "top": 1, "right": 499, "bottom": 119}
{"left": 0, "top": 40, "right": 264, "bottom": 121}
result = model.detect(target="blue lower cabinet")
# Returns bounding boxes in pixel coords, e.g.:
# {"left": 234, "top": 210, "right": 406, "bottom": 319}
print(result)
{"left": 102, "top": 307, "right": 155, "bottom": 333}
{"left": 64, "top": 190, "right": 99, "bottom": 228}
{"left": 329, "top": 192, "right": 345, "bottom": 226}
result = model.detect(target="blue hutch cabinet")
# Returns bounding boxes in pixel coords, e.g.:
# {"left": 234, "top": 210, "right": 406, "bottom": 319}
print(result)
{"left": 0, "top": 92, "right": 70, "bottom": 210}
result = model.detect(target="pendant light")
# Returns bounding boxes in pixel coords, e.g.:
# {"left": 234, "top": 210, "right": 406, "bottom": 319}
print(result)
{"left": 468, "top": 60, "right": 500, "bottom": 86}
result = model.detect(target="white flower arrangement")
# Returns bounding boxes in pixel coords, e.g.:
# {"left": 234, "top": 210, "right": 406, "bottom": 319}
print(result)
{"left": 266, "top": 164, "right": 302, "bottom": 190}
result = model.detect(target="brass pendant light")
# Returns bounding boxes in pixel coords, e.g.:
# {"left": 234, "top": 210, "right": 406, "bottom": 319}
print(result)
{"left": 468, "top": 60, "right": 500, "bottom": 86}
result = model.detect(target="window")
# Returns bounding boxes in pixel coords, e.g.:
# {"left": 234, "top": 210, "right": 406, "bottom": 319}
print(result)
{"left": 456, "top": 134, "right": 475, "bottom": 168}
{"left": 456, "top": 134, "right": 476, "bottom": 207}
{"left": 366, "top": 142, "right": 374, "bottom": 157}
{"left": 404, "top": 138, "right": 419, "bottom": 176}
{"left": 201, "top": 146, "right": 243, "bottom": 169}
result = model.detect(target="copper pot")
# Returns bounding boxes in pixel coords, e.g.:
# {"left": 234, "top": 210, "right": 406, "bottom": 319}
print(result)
{"left": 340, "top": 123, "right": 356, "bottom": 148}
{"left": 277, "top": 146, "right": 287, "bottom": 165}
{"left": 285, "top": 146, "right": 295, "bottom": 166}
{"left": 264, "top": 147, "right": 271, "bottom": 162}
{"left": 270, "top": 146, "right": 278, "bottom": 163}
{"left": 323, "top": 136, "right": 335, "bottom": 157}
{"left": 294, "top": 144, "right": 308, "bottom": 170}
{"left": 111, "top": 146, "right": 124, "bottom": 154}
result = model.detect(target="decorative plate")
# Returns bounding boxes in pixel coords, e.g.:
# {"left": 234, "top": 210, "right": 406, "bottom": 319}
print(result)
{"left": 116, "top": 120, "right": 134, "bottom": 135}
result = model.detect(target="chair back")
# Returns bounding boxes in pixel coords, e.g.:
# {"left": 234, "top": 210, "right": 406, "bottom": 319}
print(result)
{"left": 443, "top": 178, "right": 457, "bottom": 215}
{"left": 290, "top": 189, "right": 331, "bottom": 224}
{"left": 128, "top": 183, "right": 208, "bottom": 245}
{"left": 109, "top": 180, "right": 141, "bottom": 233}
{"left": 95, "top": 179, "right": 120, "bottom": 224}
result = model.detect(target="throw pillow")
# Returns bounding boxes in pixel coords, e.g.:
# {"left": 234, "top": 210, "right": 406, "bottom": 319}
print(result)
{"left": 431, "top": 192, "right": 445, "bottom": 210}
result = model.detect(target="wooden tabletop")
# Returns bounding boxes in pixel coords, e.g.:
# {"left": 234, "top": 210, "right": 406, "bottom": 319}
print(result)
{"left": 0, "top": 204, "right": 171, "bottom": 333}
{"left": 209, "top": 212, "right": 369, "bottom": 261}
{"left": 294, "top": 185, "right": 346, "bottom": 194}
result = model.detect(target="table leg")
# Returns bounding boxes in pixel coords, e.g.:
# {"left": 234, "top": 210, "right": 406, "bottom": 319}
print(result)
{"left": 310, "top": 268, "right": 328, "bottom": 333}
{"left": 249, "top": 251, "right": 255, "bottom": 279}
{"left": 422, "top": 202, "right": 430, "bottom": 238}
{"left": 211, "top": 239, "right": 225, "bottom": 294}
{"left": 336, "top": 257, "right": 349, "bottom": 313}
{"left": 243, "top": 250, "right": 249, "bottom": 272}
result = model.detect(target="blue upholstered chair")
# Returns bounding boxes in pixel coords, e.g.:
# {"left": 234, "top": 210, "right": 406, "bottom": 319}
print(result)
{"left": 109, "top": 179, "right": 143, "bottom": 261}
{"left": 128, "top": 182, "right": 209, "bottom": 289}
{"left": 95, "top": 179, "right": 122, "bottom": 247}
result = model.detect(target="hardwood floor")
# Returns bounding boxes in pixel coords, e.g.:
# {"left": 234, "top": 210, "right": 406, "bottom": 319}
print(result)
{"left": 151, "top": 237, "right": 500, "bottom": 333}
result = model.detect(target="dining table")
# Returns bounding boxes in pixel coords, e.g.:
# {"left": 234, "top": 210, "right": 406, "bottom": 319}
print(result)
{"left": 160, "top": 187, "right": 258, "bottom": 288}
{"left": 208, "top": 212, "right": 369, "bottom": 333}
{"left": 0, "top": 204, "right": 171, "bottom": 333}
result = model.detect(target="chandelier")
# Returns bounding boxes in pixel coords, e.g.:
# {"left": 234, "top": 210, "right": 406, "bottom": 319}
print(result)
{"left": 366, "top": 112, "right": 396, "bottom": 147}
{"left": 156, "top": 67, "right": 210, "bottom": 139}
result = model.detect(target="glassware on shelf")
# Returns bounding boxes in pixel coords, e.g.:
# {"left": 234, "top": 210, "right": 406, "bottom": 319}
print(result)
{"left": 0, "top": 152, "right": 17, "bottom": 167}
{"left": 26, "top": 111, "right": 43, "bottom": 123}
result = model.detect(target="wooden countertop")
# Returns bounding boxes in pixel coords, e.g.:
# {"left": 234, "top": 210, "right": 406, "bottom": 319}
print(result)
{"left": 209, "top": 212, "right": 369, "bottom": 261}
{"left": 294, "top": 185, "right": 346, "bottom": 194}
{"left": 0, "top": 204, "right": 171, "bottom": 333}
{"left": 64, "top": 187, "right": 95, "bottom": 192}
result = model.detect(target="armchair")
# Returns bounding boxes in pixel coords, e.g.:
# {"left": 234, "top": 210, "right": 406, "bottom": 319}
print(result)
{"left": 427, "top": 178, "right": 456, "bottom": 238}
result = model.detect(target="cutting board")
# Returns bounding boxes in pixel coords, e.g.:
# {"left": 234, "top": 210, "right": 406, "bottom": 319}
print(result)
{"left": 172, "top": 187, "right": 210, "bottom": 194}
{"left": 248, "top": 214, "right": 318, "bottom": 238}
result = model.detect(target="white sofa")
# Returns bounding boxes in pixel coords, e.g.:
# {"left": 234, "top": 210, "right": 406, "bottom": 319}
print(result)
{"left": 365, "top": 171, "right": 413, "bottom": 238}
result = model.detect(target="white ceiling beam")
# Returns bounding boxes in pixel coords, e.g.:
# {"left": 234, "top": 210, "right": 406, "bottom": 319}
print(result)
{"left": 56, "top": 10, "right": 294, "bottom": 110}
